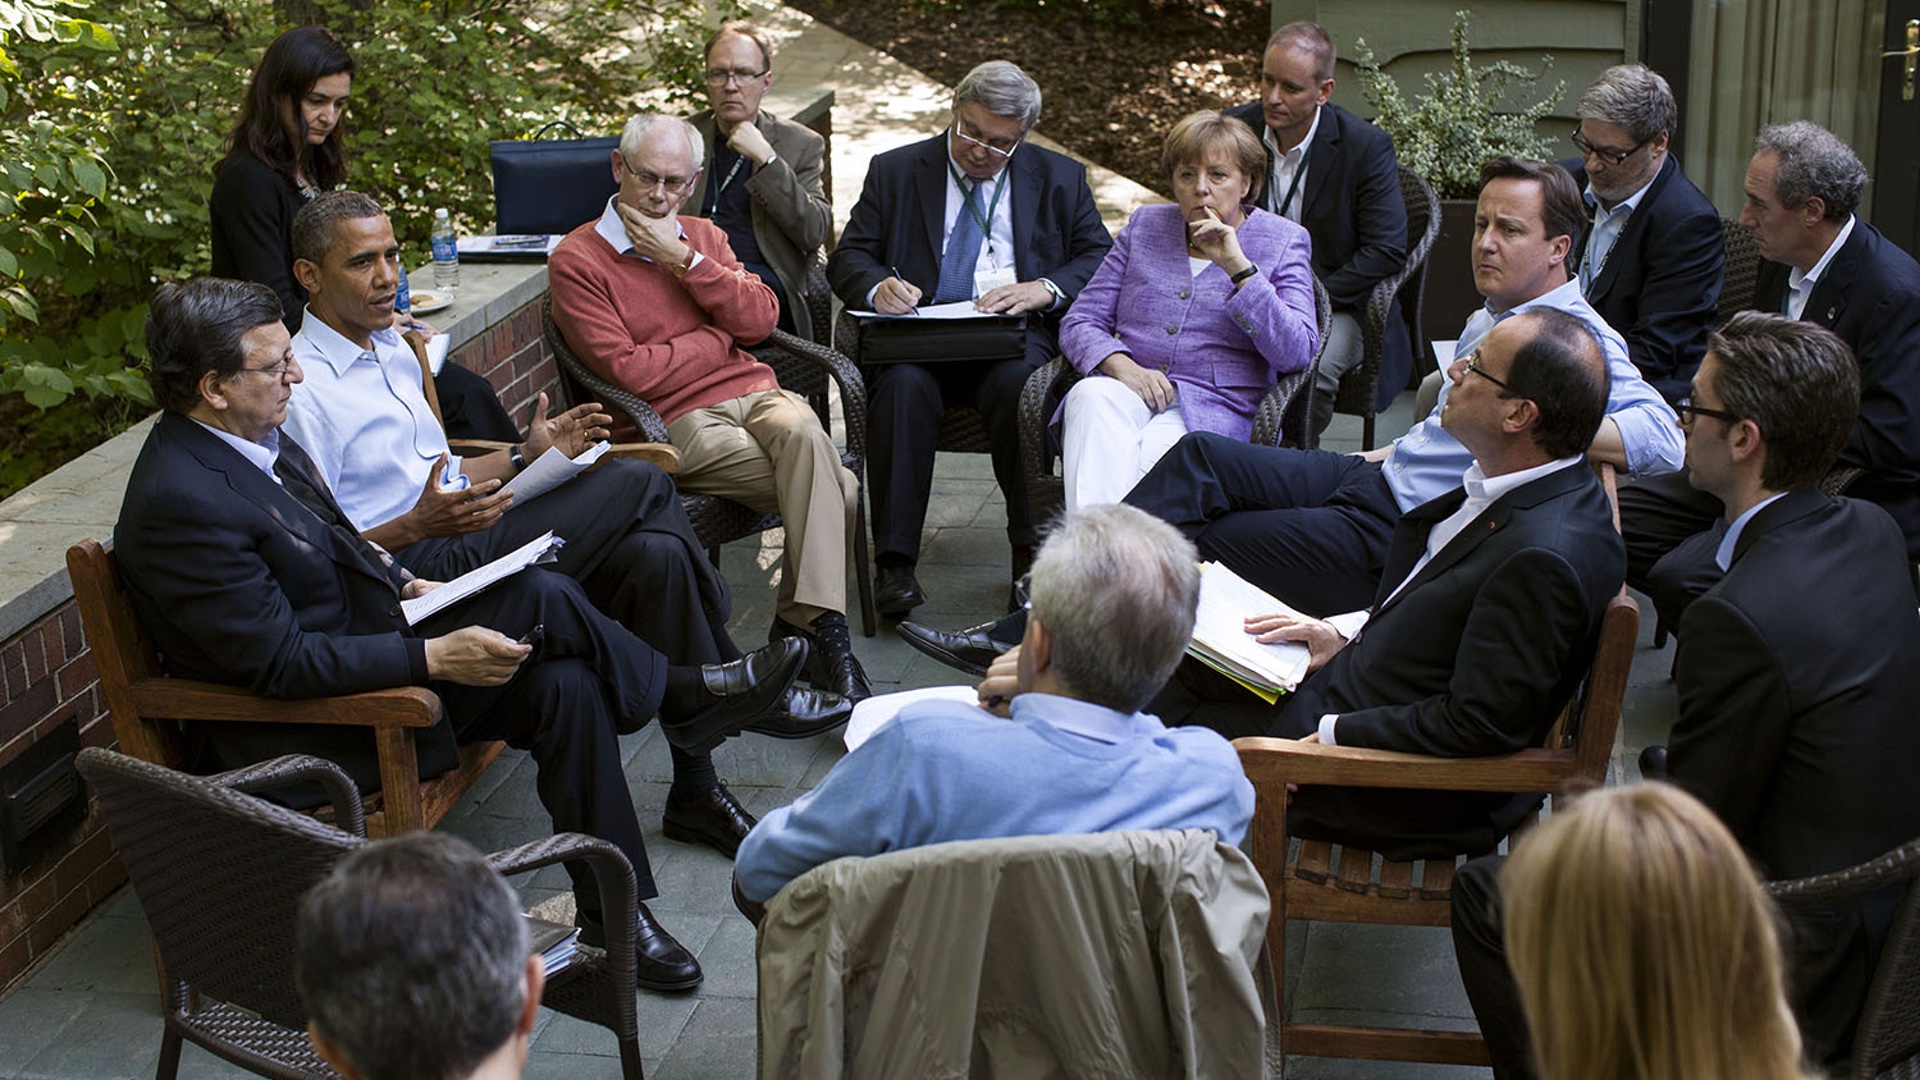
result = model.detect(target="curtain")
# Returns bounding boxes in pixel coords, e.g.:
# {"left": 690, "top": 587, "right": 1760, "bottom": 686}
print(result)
{"left": 1687, "top": 0, "right": 1883, "bottom": 213}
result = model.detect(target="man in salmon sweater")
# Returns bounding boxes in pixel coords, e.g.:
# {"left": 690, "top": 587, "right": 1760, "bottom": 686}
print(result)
{"left": 550, "top": 113, "right": 868, "bottom": 701}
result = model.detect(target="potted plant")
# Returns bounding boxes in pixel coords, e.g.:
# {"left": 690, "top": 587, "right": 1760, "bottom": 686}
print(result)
{"left": 1353, "top": 11, "right": 1564, "bottom": 344}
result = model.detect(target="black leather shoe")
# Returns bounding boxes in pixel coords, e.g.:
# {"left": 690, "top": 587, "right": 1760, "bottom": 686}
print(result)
{"left": 895, "top": 618, "right": 1019, "bottom": 677}
{"left": 748, "top": 685, "right": 853, "bottom": 739}
{"left": 874, "top": 565, "right": 927, "bottom": 618}
{"left": 663, "top": 783, "right": 757, "bottom": 858}
{"left": 578, "top": 902, "right": 703, "bottom": 993}
{"left": 775, "top": 612, "right": 876, "bottom": 703}
{"left": 663, "top": 638, "right": 806, "bottom": 754}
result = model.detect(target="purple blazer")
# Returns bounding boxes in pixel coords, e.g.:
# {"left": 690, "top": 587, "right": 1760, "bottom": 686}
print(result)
{"left": 1057, "top": 203, "right": 1318, "bottom": 441}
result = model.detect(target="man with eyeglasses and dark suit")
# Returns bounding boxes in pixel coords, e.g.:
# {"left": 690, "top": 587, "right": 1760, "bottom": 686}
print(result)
{"left": 828, "top": 59, "right": 1113, "bottom": 617}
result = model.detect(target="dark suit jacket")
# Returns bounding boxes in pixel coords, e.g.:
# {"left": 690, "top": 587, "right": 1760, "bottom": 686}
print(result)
{"left": 1278, "top": 461, "right": 1626, "bottom": 858}
{"left": 1227, "top": 101, "right": 1410, "bottom": 405}
{"left": 826, "top": 131, "right": 1112, "bottom": 362}
{"left": 1567, "top": 155, "right": 1724, "bottom": 405}
{"left": 1755, "top": 221, "right": 1920, "bottom": 556}
{"left": 114, "top": 412, "right": 460, "bottom": 783}
{"left": 1670, "top": 491, "right": 1920, "bottom": 1063}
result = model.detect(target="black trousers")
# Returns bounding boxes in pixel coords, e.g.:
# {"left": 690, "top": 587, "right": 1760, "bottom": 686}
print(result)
{"left": 1449, "top": 855, "right": 1539, "bottom": 1080}
{"left": 434, "top": 362, "right": 521, "bottom": 443}
{"left": 399, "top": 459, "right": 739, "bottom": 667}
{"left": 1123, "top": 432, "right": 1400, "bottom": 618}
{"left": 868, "top": 354, "right": 1042, "bottom": 561}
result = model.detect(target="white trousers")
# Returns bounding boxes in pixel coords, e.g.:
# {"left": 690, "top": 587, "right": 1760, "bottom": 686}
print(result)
{"left": 1060, "top": 376, "right": 1192, "bottom": 511}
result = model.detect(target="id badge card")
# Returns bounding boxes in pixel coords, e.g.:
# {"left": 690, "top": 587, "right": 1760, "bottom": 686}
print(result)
{"left": 974, "top": 264, "right": 1017, "bottom": 298}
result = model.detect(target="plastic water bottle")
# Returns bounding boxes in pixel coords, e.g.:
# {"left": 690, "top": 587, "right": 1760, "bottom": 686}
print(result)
{"left": 431, "top": 208, "right": 459, "bottom": 292}
{"left": 394, "top": 263, "right": 412, "bottom": 317}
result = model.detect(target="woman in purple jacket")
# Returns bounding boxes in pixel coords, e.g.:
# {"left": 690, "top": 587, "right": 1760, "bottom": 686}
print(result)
{"left": 1057, "top": 111, "right": 1319, "bottom": 509}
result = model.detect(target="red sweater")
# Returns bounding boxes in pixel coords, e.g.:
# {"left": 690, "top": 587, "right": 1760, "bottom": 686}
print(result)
{"left": 549, "top": 214, "right": 780, "bottom": 434}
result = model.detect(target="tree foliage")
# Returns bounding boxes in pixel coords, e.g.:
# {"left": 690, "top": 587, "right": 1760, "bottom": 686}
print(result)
{"left": 0, "top": 0, "right": 734, "bottom": 498}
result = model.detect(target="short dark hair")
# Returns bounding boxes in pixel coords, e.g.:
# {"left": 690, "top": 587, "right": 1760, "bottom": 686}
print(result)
{"left": 1707, "top": 311, "right": 1859, "bottom": 490}
{"left": 1479, "top": 156, "right": 1586, "bottom": 247}
{"left": 1265, "top": 21, "right": 1336, "bottom": 83}
{"left": 1502, "top": 308, "right": 1610, "bottom": 459}
{"left": 1753, "top": 121, "right": 1868, "bottom": 222}
{"left": 704, "top": 19, "right": 772, "bottom": 69}
{"left": 291, "top": 189, "right": 386, "bottom": 266}
{"left": 145, "top": 278, "right": 284, "bottom": 414}
{"left": 223, "top": 26, "right": 355, "bottom": 190}
{"left": 296, "top": 833, "right": 529, "bottom": 1080}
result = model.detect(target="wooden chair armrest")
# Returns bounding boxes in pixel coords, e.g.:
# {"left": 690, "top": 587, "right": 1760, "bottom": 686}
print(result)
{"left": 450, "top": 439, "right": 515, "bottom": 457}
{"left": 129, "top": 679, "right": 442, "bottom": 728}
{"left": 1233, "top": 736, "right": 1580, "bottom": 793}
{"left": 591, "top": 442, "right": 680, "bottom": 474}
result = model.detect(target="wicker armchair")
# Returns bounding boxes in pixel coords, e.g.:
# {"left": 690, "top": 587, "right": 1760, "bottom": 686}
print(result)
{"left": 1767, "top": 835, "right": 1920, "bottom": 1080}
{"left": 1016, "top": 275, "right": 1331, "bottom": 533}
{"left": 1331, "top": 165, "right": 1441, "bottom": 450}
{"left": 1717, "top": 217, "right": 1764, "bottom": 324}
{"left": 543, "top": 301, "right": 876, "bottom": 635}
{"left": 76, "top": 748, "right": 643, "bottom": 1080}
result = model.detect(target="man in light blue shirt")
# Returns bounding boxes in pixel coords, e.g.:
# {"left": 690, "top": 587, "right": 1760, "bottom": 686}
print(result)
{"left": 733, "top": 504, "right": 1255, "bottom": 905}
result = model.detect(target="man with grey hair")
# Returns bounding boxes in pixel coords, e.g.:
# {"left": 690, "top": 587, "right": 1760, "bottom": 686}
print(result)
{"left": 298, "top": 833, "right": 540, "bottom": 1080}
{"left": 550, "top": 112, "right": 870, "bottom": 705}
{"left": 732, "top": 503, "right": 1254, "bottom": 905}
{"left": 1621, "top": 120, "right": 1920, "bottom": 624}
{"left": 1414, "top": 63, "right": 1723, "bottom": 413}
{"left": 829, "top": 59, "right": 1114, "bottom": 618}
{"left": 1566, "top": 63, "right": 1723, "bottom": 405}
{"left": 1225, "top": 21, "right": 1410, "bottom": 438}
{"left": 687, "top": 20, "right": 830, "bottom": 340}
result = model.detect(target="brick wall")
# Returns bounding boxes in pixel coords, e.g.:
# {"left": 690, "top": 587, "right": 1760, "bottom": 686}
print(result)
{"left": 0, "top": 601, "right": 122, "bottom": 991}
{"left": 0, "top": 295, "right": 560, "bottom": 995}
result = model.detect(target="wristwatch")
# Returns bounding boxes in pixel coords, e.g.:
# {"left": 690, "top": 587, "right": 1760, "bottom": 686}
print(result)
{"left": 1039, "top": 277, "right": 1066, "bottom": 309}
{"left": 509, "top": 444, "right": 528, "bottom": 472}
{"left": 1229, "top": 263, "right": 1260, "bottom": 285}
{"left": 671, "top": 250, "right": 694, "bottom": 277}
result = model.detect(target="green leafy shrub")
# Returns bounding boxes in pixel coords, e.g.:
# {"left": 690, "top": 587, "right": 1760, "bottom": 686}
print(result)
{"left": 0, "top": 0, "right": 734, "bottom": 500}
{"left": 1352, "top": 10, "right": 1564, "bottom": 200}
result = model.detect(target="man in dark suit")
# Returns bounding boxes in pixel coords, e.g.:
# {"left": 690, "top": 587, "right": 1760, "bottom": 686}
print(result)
{"left": 115, "top": 277, "right": 814, "bottom": 992}
{"left": 1568, "top": 64, "right": 1723, "bottom": 405}
{"left": 1454, "top": 312, "right": 1920, "bottom": 1075}
{"left": 686, "top": 20, "right": 830, "bottom": 340}
{"left": 1155, "top": 307, "right": 1625, "bottom": 857}
{"left": 1225, "top": 21, "right": 1409, "bottom": 436}
{"left": 1414, "top": 64, "right": 1724, "bottom": 415}
{"left": 1622, "top": 120, "right": 1920, "bottom": 625}
{"left": 828, "top": 59, "right": 1112, "bottom": 615}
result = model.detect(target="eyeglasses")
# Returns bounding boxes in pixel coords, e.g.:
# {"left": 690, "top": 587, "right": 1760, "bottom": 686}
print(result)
{"left": 235, "top": 358, "right": 295, "bottom": 380}
{"left": 1459, "top": 350, "right": 1513, "bottom": 391}
{"left": 618, "top": 154, "right": 696, "bottom": 195}
{"left": 951, "top": 124, "right": 1020, "bottom": 161}
{"left": 1571, "top": 129, "right": 1650, "bottom": 168}
{"left": 1676, "top": 396, "right": 1742, "bottom": 426}
{"left": 704, "top": 67, "right": 769, "bottom": 86}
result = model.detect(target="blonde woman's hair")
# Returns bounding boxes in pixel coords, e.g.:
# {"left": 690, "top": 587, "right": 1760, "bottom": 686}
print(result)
{"left": 1502, "top": 783, "right": 1816, "bottom": 1080}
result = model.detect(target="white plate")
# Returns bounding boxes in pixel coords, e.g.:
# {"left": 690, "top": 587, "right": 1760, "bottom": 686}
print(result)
{"left": 408, "top": 291, "right": 453, "bottom": 315}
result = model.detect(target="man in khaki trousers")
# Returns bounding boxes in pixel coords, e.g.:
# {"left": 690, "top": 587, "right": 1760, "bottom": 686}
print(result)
{"left": 550, "top": 112, "right": 867, "bottom": 701}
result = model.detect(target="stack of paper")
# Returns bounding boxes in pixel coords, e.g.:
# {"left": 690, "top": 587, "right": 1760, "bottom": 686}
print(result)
{"left": 525, "top": 916, "right": 581, "bottom": 976}
{"left": 400, "top": 530, "right": 563, "bottom": 625}
{"left": 1187, "top": 562, "right": 1312, "bottom": 704}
